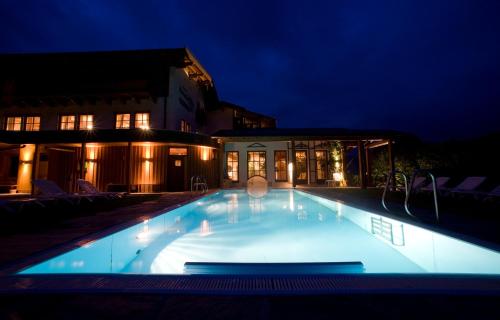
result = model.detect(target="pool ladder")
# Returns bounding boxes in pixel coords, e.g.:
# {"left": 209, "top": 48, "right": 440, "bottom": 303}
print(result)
{"left": 382, "top": 170, "right": 439, "bottom": 222}
{"left": 190, "top": 176, "right": 208, "bottom": 193}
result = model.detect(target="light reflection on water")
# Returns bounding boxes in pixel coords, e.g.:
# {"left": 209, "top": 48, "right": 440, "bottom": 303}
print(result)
{"left": 19, "top": 190, "right": 500, "bottom": 275}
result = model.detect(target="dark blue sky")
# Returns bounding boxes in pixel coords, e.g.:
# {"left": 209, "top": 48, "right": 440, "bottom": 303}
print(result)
{"left": 1, "top": 0, "right": 499, "bottom": 141}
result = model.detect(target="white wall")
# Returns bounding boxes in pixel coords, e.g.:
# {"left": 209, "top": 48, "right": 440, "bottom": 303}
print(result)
{"left": 224, "top": 141, "right": 292, "bottom": 188}
{"left": 166, "top": 67, "right": 207, "bottom": 133}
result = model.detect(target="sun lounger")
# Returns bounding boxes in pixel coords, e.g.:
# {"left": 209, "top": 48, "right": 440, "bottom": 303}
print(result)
{"left": 442, "top": 176, "right": 486, "bottom": 196}
{"left": 410, "top": 176, "right": 427, "bottom": 191}
{"left": 77, "top": 179, "right": 123, "bottom": 199}
{"left": 419, "top": 177, "right": 450, "bottom": 193}
{"left": 32, "top": 179, "right": 94, "bottom": 205}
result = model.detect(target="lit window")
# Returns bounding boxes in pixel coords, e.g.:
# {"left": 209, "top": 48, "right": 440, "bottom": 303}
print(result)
{"left": 226, "top": 151, "right": 239, "bottom": 181}
{"left": 169, "top": 148, "right": 187, "bottom": 156}
{"left": 135, "top": 112, "right": 150, "bottom": 129}
{"left": 6, "top": 117, "right": 22, "bottom": 131}
{"left": 79, "top": 114, "right": 93, "bottom": 130}
{"left": 116, "top": 113, "right": 130, "bottom": 129}
{"left": 180, "top": 120, "right": 191, "bottom": 132}
{"left": 247, "top": 151, "right": 266, "bottom": 178}
{"left": 274, "top": 151, "right": 287, "bottom": 181}
{"left": 25, "top": 116, "right": 41, "bottom": 131}
{"left": 60, "top": 115, "right": 76, "bottom": 130}
{"left": 316, "top": 150, "right": 328, "bottom": 180}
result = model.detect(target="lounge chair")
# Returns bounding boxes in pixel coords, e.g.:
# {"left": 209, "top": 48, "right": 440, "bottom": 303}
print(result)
{"left": 482, "top": 185, "right": 500, "bottom": 201}
{"left": 465, "top": 185, "right": 500, "bottom": 201}
{"left": 410, "top": 176, "right": 427, "bottom": 191}
{"left": 419, "top": 177, "right": 450, "bottom": 193}
{"left": 77, "top": 179, "right": 123, "bottom": 199}
{"left": 443, "top": 176, "right": 486, "bottom": 197}
{"left": 32, "top": 179, "right": 94, "bottom": 205}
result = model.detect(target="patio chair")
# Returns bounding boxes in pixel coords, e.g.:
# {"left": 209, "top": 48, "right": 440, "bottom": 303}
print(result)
{"left": 76, "top": 179, "right": 123, "bottom": 199}
{"left": 443, "top": 176, "right": 486, "bottom": 197}
{"left": 419, "top": 177, "right": 450, "bottom": 193}
{"left": 32, "top": 179, "right": 94, "bottom": 205}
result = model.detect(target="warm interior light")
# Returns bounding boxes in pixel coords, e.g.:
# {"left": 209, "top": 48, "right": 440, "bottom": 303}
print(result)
{"left": 200, "top": 146, "right": 211, "bottom": 161}
{"left": 17, "top": 144, "right": 36, "bottom": 193}
{"left": 333, "top": 172, "right": 344, "bottom": 182}
{"left": 288, "top": 163, "right": 294, "bottom": 183}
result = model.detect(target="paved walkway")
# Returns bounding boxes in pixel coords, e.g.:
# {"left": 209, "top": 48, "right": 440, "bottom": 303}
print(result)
{"left": 0, "top": 192, "right": 209, "bottom": 271}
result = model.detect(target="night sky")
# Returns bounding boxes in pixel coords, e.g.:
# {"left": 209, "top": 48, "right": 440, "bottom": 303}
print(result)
{"left": 1, "top": 0, "right": 499, "bottom": 141}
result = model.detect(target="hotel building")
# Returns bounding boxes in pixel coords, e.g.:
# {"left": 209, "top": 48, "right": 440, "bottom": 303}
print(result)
{"left": 0, "top": 48, "right": 396, "bottom": 194}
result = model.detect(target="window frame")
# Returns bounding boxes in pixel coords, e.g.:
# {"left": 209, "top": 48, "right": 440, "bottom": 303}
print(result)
{"left": 274, "top": 150, "right": 288, "bottom": 182}
{"left": 294, "top": 150, "right": 308, "bottom": 183}
{"left": 226, "top": 151, "right": 239, "bottom": 182}
{"left": 315, "top": 150, "right": 328, "bottom": 181}
{"left": 25, "top": 115, "right": 41, "bottom": 131}
{"left": 5, "top": 116, "right": 23, "bottom": 131}
{"left": 135, "top": 112, "right": 150, "bottom": 129}
{"left": 115, "top": 113, "right": 132, "bottom": 129}
{"left": 59, "top": 114, "right": 77, "bottom": 131}
{"left": 78, "top": 114, "right": 94, "bottom": 130}
{"left": 247, "top": 151, "right": 267, "bottom": 179}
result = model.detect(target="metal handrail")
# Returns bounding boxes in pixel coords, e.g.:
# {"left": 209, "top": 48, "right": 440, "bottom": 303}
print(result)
{"left": 405, "top": 170, "right": 440, "bottom": 223}
{"left": 381, "top": 170, "right": 412, "bottom": 216}
{"left": 191, "top": 175, "right": 208, "bottom": 193}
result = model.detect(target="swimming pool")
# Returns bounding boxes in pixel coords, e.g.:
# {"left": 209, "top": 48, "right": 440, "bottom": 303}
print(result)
{"left": 19, "top": 190, "right": 500, "bottom": 275}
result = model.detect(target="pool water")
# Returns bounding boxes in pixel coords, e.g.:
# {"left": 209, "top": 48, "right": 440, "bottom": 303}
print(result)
{"left": 19, "top": 190, "right": 500, "bottom": 275}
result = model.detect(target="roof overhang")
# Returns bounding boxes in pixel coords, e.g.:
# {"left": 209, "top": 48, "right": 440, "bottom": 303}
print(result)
{"left": 0, "top": 129, "right": 220, "bottom": 148}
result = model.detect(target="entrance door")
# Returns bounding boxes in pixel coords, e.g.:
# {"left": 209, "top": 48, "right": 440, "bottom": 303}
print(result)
{"left": 295, "top": 150, "right": 308, "bottom": 184}
{"left": 167, "top": 155, "right": 185, "bottom": 191}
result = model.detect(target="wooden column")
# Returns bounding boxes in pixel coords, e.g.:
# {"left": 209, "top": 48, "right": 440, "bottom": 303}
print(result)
{"left": 357, "top": 141, "right": 367, "bottom": 189}
{"left": 365, "top": 146, "right": 371, "bottom": 187}
{"left": 341, "top": 143, "right": 348, "bottom": 186}
{"left": 80, "top": 143, "right": 86, "bottom": 179}
{"left": 126, "top": 141, "right": 132, "bottom": 193}
{"left": 387, "top": 139, "right": 395, "bottom": 191}
{"left": 30, "top": 144, "right": 39, "bottom": 197}
{"left": 218, "top": 141, "right": 224, "bottom": 188}
{"left": 291, "top": 140, "right": 296, "bottom": 188}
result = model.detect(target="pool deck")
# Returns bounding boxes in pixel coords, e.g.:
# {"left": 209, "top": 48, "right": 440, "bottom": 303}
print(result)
{"left": 0, "top": 188, "right": 499, "bottom": 318}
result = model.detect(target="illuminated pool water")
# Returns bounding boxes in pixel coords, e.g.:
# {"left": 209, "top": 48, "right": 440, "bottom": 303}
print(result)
{"left": 19, "top": 190, "right": 500, "bottom": 275}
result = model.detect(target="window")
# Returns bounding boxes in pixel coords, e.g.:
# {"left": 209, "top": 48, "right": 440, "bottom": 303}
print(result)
{"left": 25, "top": 116, "right": 41, "bottom": 131}
{"left": 116, "top": 113, "right": 130, "bottom": 129}
{"left": 181, "top": 120, "right": 191, "bottom": 132}
{"left": 226, "top": 151, "right": 239, "bottom": 181}
{"left": 274, "top": 151, "right": 287, "bottom": 182}
{"left": 315, "top": 150, "right": 328, "bottom": 180}
{"left": 6, "top": 117, "right": 22, "bottom": 131}
{"left": 79, "top": 114, "right": 93, "bottom": 130}
{"left": 295, "top": 151, "right": 308, "bottom": 182}
{"left": 135, "top": 112, "right": 150, "bottom": 129}
{"left": 60, "top": 115, "right": 76, "bottom": 130}
{"left": 169, "top": 148, "right": 187, "bottom": 156}
{"left": 248, "top": 151, "right": 266, "bottom": 178}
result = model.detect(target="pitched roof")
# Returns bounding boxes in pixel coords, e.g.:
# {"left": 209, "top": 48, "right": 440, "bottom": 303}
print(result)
{"left": 0, "top": 48, "right": 213, "bottom": 104}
